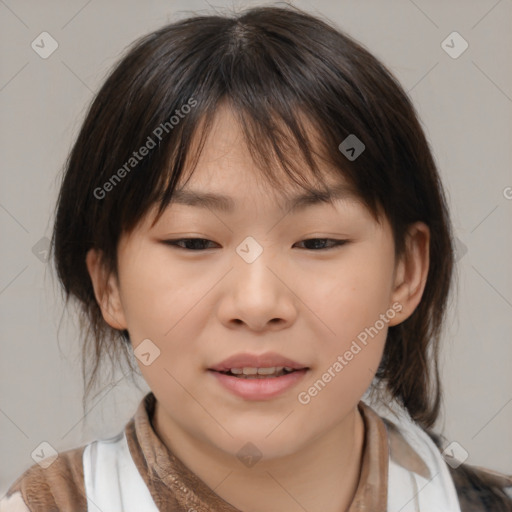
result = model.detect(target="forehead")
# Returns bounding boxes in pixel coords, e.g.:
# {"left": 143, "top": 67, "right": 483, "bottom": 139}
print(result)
{"left": 167, "top": 180, "right": 359, "bottom": 216}
{"left": 174, "top": 101, "right": 358, "bottom": 206}
{"left": 144, "top": 103, "right": 372, "bottom": 231}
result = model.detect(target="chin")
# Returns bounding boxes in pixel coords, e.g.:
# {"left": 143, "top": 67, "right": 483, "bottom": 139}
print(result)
{"left": 212, "top": 428, "right": 307, "bottom": 461}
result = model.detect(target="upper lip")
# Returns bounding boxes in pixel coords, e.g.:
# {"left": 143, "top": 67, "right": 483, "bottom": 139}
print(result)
{"left": 208, "top": 351, "right": 309, "bottom": 372}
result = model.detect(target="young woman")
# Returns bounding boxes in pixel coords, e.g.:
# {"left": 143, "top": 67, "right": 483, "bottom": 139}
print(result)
{"left": 2, "top": 4, "right": 511, "bottom": 511}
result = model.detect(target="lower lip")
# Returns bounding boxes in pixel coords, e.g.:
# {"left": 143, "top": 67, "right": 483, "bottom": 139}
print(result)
{"left": 208, "top": 369, "right": 308, "bottom": 400}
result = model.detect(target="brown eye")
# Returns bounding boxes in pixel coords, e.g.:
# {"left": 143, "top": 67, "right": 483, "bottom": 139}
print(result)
{"left": 164, "top": 238, "right": 218, "bottom": 250}
{"left": 294, "top": 238, "right": 348, "bottom": 250}
{"left": 163, "top": 238, "right": 348, "bottom": 251}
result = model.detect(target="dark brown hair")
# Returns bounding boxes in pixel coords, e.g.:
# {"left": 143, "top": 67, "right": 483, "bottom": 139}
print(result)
{"left": 50, "top": 4, "right": 454, "bottom": 430}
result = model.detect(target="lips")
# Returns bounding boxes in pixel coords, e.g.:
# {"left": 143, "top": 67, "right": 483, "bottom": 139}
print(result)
{"left": 207, "top": 351, "right": 309, "bottom": 373}
{"left": 209, "top": 368, "right": 308, "bottom": 400}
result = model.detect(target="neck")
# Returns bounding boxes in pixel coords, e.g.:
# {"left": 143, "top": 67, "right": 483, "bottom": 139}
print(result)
{"left": 152, "top": 402, "right": 366, "bottom": 512}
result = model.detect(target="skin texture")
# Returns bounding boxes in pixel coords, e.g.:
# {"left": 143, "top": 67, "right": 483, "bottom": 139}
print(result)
{"left": 86, "top": 105, "right": 430, "bottom": 512}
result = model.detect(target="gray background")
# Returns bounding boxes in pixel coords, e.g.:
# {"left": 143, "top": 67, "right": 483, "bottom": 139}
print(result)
{"left": 1, "top": 0, "right": 511, "bottom": 495}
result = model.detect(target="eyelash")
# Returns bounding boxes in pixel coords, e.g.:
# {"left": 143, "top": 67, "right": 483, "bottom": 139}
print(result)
{"left": 164, "top": 238, "right": 348, "bottom": 251}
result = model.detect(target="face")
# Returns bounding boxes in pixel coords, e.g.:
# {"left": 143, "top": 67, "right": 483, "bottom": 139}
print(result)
{"left": 87, "top": 105, "right": 429, "bottom": 462}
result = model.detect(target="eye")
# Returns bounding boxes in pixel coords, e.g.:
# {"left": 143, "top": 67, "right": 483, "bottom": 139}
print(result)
{"left": 164, "top": 238, "right": 347, "bottom": 251}
{"left": 164, "top": 238, "right": 218, "bottom": 251}
{"left": 293, "top": 238, "right": 348, "bottom": 250}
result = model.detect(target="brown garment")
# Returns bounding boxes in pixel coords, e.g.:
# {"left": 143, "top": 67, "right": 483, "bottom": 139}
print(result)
{"left": 426, "top": 430, "right": 512, "bottom": 512}
{"left": 1, "top": 392, "right": 511, "bottom": 511}
{"left": 0, "top": 445, "right": 86, "bottom": 512}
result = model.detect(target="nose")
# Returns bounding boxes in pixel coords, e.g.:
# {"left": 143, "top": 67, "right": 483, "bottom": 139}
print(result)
{"left": 217, "top": 238, "right": 297, "bottom": 332}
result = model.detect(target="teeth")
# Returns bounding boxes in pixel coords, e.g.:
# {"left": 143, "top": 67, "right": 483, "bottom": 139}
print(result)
{"left": 227, "top": 366, "right": 289, "bottom": 377}
{"left": 256, "top": 367, "right": 281, "bottom": 375}
{"left": 237, "top": 366, "right": 284, "bottom": 375}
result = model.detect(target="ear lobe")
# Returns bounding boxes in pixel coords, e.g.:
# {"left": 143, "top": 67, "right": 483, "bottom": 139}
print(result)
{"left": 388, "top": 222, "right": 430, "bottom": 327}
{"left": 85, "top": 248, "right": 127, "bottom": 331}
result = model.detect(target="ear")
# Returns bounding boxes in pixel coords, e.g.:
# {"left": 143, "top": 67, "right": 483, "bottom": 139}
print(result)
{"left": 85, "top": 248, "right": 127, "bottom": 331}
{"left": 388, "top": 222, "right": 430, "bottom": 326}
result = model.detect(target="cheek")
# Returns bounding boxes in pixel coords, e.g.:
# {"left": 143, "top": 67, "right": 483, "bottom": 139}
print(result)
{"left": 117, "top": 247, "right": 199, "bottom": 338}
{"left": 297, "top": 239, "right": 395, "bottom": 409}
{"left": 308, "top": 246, "right": 395, "bottom": 341}
{"left": 298, "top": 341, "right": 381, "bottom": 426}
{"left": 298, "top": 257, "right": 393, "bottom": 416}
{"left": 117, "top": 249, "right": 212, "bottom": 384}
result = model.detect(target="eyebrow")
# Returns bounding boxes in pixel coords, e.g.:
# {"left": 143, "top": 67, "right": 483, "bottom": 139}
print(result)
{"left": 170, "top": 183, "right": 355, "bottom": 214}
